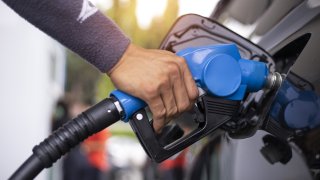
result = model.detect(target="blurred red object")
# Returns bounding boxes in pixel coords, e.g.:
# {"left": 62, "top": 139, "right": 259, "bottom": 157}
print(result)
{"left": 83, "top": 128, "right": 111, "bottom": 171}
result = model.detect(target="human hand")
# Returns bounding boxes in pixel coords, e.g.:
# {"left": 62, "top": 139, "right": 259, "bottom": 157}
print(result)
{"left": 108, "top": 44, "right": 198, "bottom": 133}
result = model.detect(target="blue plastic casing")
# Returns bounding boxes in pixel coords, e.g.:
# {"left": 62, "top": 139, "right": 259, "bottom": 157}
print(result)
{"left": 111, "top": 90, "right": 146, "bottom": 122}
{"left": 176, "top": 44, "right": 268, "bottom": 100}
{"left": 111, "top": 44, "right": 269, "bottom": 121}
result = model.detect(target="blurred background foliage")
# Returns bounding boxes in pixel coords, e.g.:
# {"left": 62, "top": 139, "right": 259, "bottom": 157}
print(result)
{"left": 66, "top": 0, "right": 179, "bottom": 105}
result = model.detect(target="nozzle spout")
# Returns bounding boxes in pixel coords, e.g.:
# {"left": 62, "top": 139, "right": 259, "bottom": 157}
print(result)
{"left": 265, "top": 72, "right": 285, "bottom": 90}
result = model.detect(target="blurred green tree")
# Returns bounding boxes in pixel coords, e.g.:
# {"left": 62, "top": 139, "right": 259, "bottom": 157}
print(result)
{"left": 66, "top": 0, "right": 179, "bottom": 104}
{"left": 66, "top": 52, "right": 100, "bottom": 104}
{"left": 146, "top": 0, "right": 179, "bottom": 48}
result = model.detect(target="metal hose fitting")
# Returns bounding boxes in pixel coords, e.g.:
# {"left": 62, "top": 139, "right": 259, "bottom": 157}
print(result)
{"left": 265, "top": 72, "right": 285, "bottom": 90}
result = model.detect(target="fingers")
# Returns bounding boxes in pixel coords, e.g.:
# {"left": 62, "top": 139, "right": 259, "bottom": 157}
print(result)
{"left": 181, "top": 61, "right": 199, "bottom": 104}
{"left": 109, "top": 45, "right": 198, "bottom": 133}
{"left": 149, "top": 66, "right": 179, "bottom": 133}
{"left": 171, "top": 68, "right": 191, "bottom": 113}
{"left": 150, "top": 59, "right": 197, "bottom": 133}
{"left": 179, "top": 57, "right": 198, "bottom": 97}
{"left": 146, "top": 95, "right": 166, "bottom": 133}
{"left": 160, "top": 80, "right": 178, "bottom": 120}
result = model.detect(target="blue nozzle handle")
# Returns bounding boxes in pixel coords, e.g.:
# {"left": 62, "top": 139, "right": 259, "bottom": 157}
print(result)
{"left": 177, "top": 44, "right": 269, "bottom": 100}
{"left": 110, "top": 90, "right": 146, "bottom": 122}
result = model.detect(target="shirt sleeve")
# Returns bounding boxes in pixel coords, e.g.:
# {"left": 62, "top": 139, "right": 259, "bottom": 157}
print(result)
{"left": 2, "top": 0, "right": 130, "bottom": 73}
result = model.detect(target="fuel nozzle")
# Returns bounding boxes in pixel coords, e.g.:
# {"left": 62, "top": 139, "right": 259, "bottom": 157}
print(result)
{"left": 110, "top": 44, "right": 285, "bottom": 163}
{"left": 177, "top": 44, "right": 282, "bottom": 101}
{"left": 265, "top": 72, "right": 285, "bottom": 90}
{"left": 111, "top": 44, "right": 284, "bottom": 122}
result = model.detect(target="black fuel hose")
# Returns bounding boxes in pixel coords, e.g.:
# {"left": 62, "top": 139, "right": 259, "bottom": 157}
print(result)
{"left": 10, "top": 98, "right": 121, "bottom": 180}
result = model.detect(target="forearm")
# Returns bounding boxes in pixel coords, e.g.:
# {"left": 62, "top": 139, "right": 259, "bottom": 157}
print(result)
{"left": 2, "top": 0, "right": 130, "bottom": 73}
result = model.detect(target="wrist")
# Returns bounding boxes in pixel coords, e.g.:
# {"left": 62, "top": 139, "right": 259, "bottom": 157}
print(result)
{"left": 107, "top": 43, "right": 138, "bottom": 76}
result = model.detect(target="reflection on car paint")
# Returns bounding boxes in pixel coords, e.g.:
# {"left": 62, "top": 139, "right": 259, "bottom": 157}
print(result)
{"left": 270, "top": 73, "right": 320, "bottom": 130}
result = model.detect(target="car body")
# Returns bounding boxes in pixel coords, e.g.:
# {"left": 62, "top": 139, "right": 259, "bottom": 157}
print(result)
{"left": 160, "top": 0, "right": 320, "bottom": 179}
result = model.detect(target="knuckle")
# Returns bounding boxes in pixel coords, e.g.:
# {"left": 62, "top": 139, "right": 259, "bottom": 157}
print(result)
{"left": 167, "top": 64, "right": 180, "bottom": 81}
{"left": 177, "top": 57, "right": 188, "bottom": 69}
{"left": 156, "top": 108, "right": 166, "bottom": 118}
{"left": 167, "top": 63, "right": 179, "bottom": 75}
{"left": 167, "top": 107, "right": 178, "bottom": 117}
{"left": 153, "top": 121, "right": 164, "bottom": 133}
{"left": 176, "top": 57, "right": 185, "bottom": 65}
{"left": 159, "top": 77, "right": 170, "bottom": 90}
{"left": 178, "top": 100, "right": 190, "bottom": 112}
{"left": 144, "top": 86, "right": 158, "bottom": 97}
{"left": 190, "top": 89, "right": 199, "bottom": 100}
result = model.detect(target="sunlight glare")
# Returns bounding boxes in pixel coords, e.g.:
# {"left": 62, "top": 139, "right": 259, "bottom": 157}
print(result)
{"left": 178, "top": 0, "right": 219, "bottom": 16}
{"left": 91, "top": 0, "right": 219, "bottom": 29}
{"left": 136, "top": 0, "right": 168, "bottom": 29}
